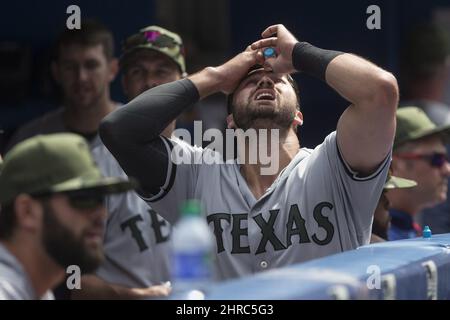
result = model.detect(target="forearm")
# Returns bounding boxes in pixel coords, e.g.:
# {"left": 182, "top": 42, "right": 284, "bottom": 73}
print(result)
{"left": 292, "top": 42, "right": 398, "bottom": 107}
{"left": 71, "top": 275, "right": 170, "bottom": 300}
{"left": 188, "top": 48, "right": 262, "bottom": 97}
{"left": 293, "top": 41, "right": 397, "bottom": 173}
{"left": 70, "top": 275, "right": 125, "bottom": 300}
{"left": 188, "top": 67, "right": 223, "bottom": 98}
{"left": 325, "top": 54, "right": 398, "bottom": 108}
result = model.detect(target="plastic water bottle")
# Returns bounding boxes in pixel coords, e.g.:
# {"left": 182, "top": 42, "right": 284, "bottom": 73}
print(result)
{"left": 171, "top": 199, "right": 214, "bottom": 299}
{"left": 423, "top": 226, "right": 432, "bottom": 239}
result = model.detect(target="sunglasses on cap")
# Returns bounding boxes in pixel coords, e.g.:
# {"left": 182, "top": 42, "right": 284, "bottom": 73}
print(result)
{"left": 124, "top": 30, "right": 183, "bottom": 52}
{"left": 32, "top": 189, "right": 105, "bottom": 210}
{"left": 394, "top": 152, "right": 450, "bottom": 168}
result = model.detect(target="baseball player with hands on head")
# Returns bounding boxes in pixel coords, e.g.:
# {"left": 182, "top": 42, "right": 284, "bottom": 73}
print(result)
{"left": 101, "top": 24, "right": 398, "bottom": 281}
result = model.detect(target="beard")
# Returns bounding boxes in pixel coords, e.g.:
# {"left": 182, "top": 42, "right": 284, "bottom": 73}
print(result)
{"left": 42, "top": 202, "right": 104, "bottom": 274}
{"left": 232, "top": 99, "right": 297, "bottom": 131}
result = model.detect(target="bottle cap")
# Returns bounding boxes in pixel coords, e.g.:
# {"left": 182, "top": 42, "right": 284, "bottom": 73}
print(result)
{"left": 423, "top": 225, "right": 432, "bottom": 239}
{"left": 263, "top": 47, "right": 277, "bottom": 58}
{"left": 181, "top": 199, "right": 202, "bottom": 217}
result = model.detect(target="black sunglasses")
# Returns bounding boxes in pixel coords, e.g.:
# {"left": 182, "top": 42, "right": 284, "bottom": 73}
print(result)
{"left": 394, "top": 152, "right": 450, "bottom": 168}
{"left": 64, "top": 190, "right": 106, "bottom": 210}
{"left": 32, "top": 190, "right": 106, "bottom": 210}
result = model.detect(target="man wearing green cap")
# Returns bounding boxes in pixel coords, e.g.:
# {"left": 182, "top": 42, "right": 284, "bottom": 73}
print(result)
{"left": 387, "top": 107, "right": 450, "bottom": 240}
{"left": 5, "top": 21, "right": 184, "bottom": 299}
{"left": 119, "top": 25, "right": 186, "bottom": 136}
{"left": 0, "top": 133, "right": 135, "bottom": 300}
{"left": 71, "top": 25, "right": 186, "bottom": 299}
{"left": 399, "top": 23, "right": 450, "bottom": 236}
{"left": 371, "top": 173, "right": 417, "bottom": 243}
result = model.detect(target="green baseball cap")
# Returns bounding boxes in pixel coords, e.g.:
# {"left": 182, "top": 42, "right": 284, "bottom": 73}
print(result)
{"left": 0, "top": 133, "right": 137, "bottom": 205}
{"left": 120, "top": 25, "right": 186, "bottom": 75}
{"left": 384, "top": 175, "right": 417, "bottom": 190}
{"left": 394, "top": 106, "right": 450, "bottom": 148}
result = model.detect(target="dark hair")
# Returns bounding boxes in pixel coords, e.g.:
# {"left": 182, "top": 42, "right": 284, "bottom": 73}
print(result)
{"left": 53, "top": 19, "right": 115, "bottom": 61}
{"left": 227, "top": 73, "right": 301, "bottom": 114}
{"left": 0, "top": 203, "right": 15, "bottom": 240}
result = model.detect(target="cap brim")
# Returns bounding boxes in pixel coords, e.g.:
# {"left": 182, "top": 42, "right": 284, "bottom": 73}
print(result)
{"left": 49, "top": 176, "right": 138, "bottom": 195}
{"left": 395, "top": 124, "right": 450, "bottom": 148}
{"left": 384, "top": 176, "right": 417, "bottom": 190}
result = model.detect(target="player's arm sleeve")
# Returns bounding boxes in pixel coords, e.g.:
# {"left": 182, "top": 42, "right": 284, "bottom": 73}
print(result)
{"left": 313, "top": 132, "right": 390, "bottom": 243}
{"left": 99, "top": 79, "right": 200, "bottom": 202}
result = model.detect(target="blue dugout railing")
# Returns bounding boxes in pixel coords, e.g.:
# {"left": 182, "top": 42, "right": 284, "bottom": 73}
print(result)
{"left": 205, "top": 234, "right": 450, "bottom": 300}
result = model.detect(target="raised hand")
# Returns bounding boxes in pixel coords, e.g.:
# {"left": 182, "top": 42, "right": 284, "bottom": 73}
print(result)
{"left": 214, "top": 46, "right": 265, "bottom": 94}
{"left": 189, "top": 45, "right": 264, "bottom": 97}
{"left": 251, "top": 24, "right": 299, "bottom": 74}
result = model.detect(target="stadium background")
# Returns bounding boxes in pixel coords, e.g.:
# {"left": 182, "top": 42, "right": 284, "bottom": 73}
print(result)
{"left": 1, "top": 0, "right": 450, "bottom": 151}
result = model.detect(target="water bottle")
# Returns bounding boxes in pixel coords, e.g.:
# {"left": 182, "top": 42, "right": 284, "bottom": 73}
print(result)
{"left": 171, "top": 199, "right": 214, "bottom": 299}
{"left": 423, "top": 226, "right": 432, "bottom": 239}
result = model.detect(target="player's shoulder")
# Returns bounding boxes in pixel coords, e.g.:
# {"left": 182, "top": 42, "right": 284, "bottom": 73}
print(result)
{"left": 6, "top": 113, "right": 66, "bottom": 152}
{"left": 91, "top": 141, "right": 127, "bottom": 178}
{"left": 290, "top": 131, "right": 338, "bottom": 173}
{"left": 20, "top": 108, "right": 64, "bottom": 132}
{"left": 10, "top": 108, "right": 64, "bottom": 146}
{"left": 170, "top": 136, "right": 203, "bottom": 151}
{"left": 298, "top": 131, "right": 337, "bottom": 159}
{"left": 308, "top": 131, "right": 339, "bottom": 157}
{"left": 170, "top": 136, "right": 224, "bottom": 165}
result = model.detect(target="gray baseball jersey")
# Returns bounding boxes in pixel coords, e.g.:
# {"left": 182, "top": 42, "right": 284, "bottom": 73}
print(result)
{"left": 91, "top": 142, "right": 172, "bottom": 287}
{"left": 142, "top": 131, "right": 390, "bottom": 281}
{"left": 0, "top": 244, "right": 54, "bottom": 300}
{"left": 7, "top": 107, "right": 172, "bottom": 288}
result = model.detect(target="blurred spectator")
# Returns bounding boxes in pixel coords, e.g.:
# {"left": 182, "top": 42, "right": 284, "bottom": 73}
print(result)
{"left": 5, "top": 22, "right": 182, "bottom": 299}
{"left": 72, "top": 25, "right": 187, "bottom": 299}
{"left": 400, "top": 23, "right": 450, "bottom": 234}
{"left": 5, "top": 19, "right": 119, "bottom": 148}
{"left": 401, "top": 23, "right": 450, "bottom": 122}
{"left": 0, "top": 133, "right": 134, "bottom": 300}
{"left": 387, "top": 107, "right": 450, "bottom": 240}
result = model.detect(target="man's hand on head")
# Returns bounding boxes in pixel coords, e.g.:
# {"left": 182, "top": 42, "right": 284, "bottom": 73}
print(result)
{"left": 188, "top": 46, "right": 264, "bottom": 98}
{"left": 214, "top": 46, "right": 265, "bottom": 94}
